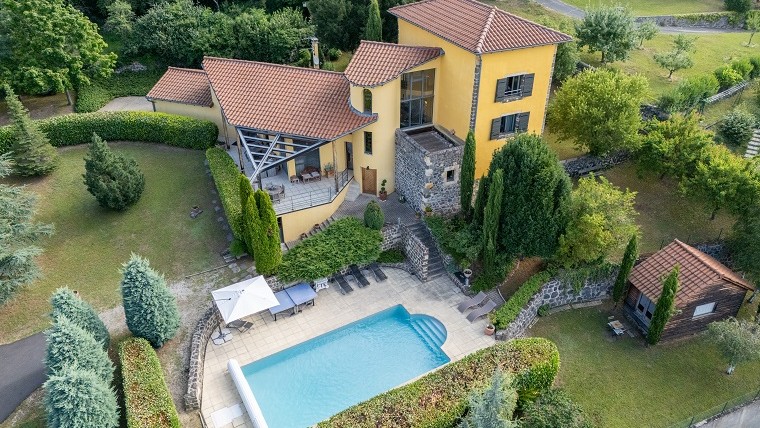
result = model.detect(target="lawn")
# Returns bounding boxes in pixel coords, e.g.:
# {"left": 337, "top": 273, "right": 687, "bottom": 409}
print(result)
{"left": 0, "top": 142, "right": 227, "bottom": 342}
{"left": 482, "top": 0, "right": 569, "bottom": 23}
{"left": 529, "top": 304, "right": 760, "bottom": 428}
{"left": 561, "top": 0, "right": 725, "bottom": 15}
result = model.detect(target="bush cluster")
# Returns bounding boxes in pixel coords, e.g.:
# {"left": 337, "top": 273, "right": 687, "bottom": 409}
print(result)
{"left": 490, "top": 271, "right": 553, "bottom": 330}
{"left": 75, "top": 71, "right": 162, "bottom": 113}
{"left": 206, "top": 148, "right": 243, "bottom": 239}
{"left": 657, "top": 74, "right": 719, "bottom": 113}
{"left": 714, "top": 59, "right": 753, "bottom": 89}
{"left": 119, "top": 338, "right": 181, "bottom": 428}
{"left": 377, "top": 248, "right": 405, "bottom": 263}
{"left": 717, "top": 108, "right": 756, "bottom": 147}
{"left": 318, "top": 338, "right": 560, "bottom": 428}
{"left": 363, "top": 200, "right": 384, "bottom": 230}
{"left": 0, "top": 111, "right": 218, "bottom": 154}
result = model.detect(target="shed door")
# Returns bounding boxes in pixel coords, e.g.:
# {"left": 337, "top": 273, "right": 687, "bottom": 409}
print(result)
{"left": 362, "top": 167, "right": 377, "bottom": 194}
{"left": 635, "top": 293, "right": 656, "bottom": 326}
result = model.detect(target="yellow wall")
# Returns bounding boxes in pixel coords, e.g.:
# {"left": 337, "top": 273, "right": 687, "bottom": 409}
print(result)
{"left": 278, "top": 181, "right": 351, "bottom": 242}
{"left": 152, "top": 100, "right": 228, "bottom": 142}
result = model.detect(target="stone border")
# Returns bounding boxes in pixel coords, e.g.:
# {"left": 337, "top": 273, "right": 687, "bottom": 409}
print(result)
{"left": 635, "top": 12, "right": 743, "bottom": 30}
{"left": 184, "top": 305, "right": 222, "bottom": 410}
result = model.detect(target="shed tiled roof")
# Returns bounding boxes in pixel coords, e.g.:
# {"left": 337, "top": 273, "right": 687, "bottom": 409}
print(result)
{"left": 345, "top": 41, "right": 443, "bottom": 87}
{"left": 202, "top": 57, "right": 375, "bottom": 140}
{"left": 146, "top": 67, "right": 213, "bottom": 107}
{"left": 630, "top": 240, "right": 752, "bottom": 306}
{"left": 389, "top": 0, "right": 571, "bottom": 54}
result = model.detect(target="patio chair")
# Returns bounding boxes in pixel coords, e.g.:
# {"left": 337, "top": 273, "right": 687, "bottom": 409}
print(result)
{"left": 333, "top": 272, "right": 354, "bottom": 295}
{"left": 457, "top": 291, "right": 487, "bottom": 313}
{"left": 349, "top": 264, "right": 370, "bottom": 288}
{"left": 368, "top": 262, "right": 387, "bottom": 282}
{"left": 466, "top": 299, "right": 497, "bottom": 322}
{"left": 226, "top": 320, "right": 253, "bottom": 333}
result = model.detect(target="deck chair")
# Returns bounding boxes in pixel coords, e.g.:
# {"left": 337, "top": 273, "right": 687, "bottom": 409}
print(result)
{"left": 368, "top": 262, "right": 388, "bottom": 282}
{"left": 457, "top": 291, "right": 487, "bottom": 313}
{"left": 227, "top": 320, "right": 253, "bottom": 333}
{"left": 466, "top": 299, "right": 497, "bottom": 322}
{"left": 349, "top": 264, "right": 370, "bottom": 288}
{"left": 333, "top": 272, "right": 354, "bottom": 295}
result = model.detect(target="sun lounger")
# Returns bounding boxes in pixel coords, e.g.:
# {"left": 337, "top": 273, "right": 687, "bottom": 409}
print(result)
{"left": 226, "top": 320, "right": 253, "bottom": 333}
{"left": 466, "top": 299, "right": 497, "bottom": 322}
{"left": 349, "top": 264, "right": 370, "bottom": 288}
{"left": 457, "top": 291, "right": 487, "bottom": 313}
{"left": 368, "top": 263, "right": 387, "bottom": 282}
{"left": 269, "top": 290, "right": 296, "bottom": 321}
{"left": 333, "top": 272, "right": 354, "bottom": 295}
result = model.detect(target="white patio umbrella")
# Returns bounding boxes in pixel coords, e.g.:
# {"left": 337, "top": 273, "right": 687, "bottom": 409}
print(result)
{"left": 212, "top": 275, "right": 279, "bottom": 325}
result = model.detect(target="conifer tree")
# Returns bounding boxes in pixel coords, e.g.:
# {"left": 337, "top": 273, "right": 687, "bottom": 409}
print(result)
{"left": 365, "top": 0, "right": 382, "bottom": 41}
{"left": 472, "top": 174, "right": 490, "bottom": 227}
{"left": 50, "top": 287, "right": 110, "bottom": 349}
{"left": 45, "top": 365, "right": 119, "bottom": 428}
{"left": 482, "top": 169, "right": 504, "bottom": 274}
{"left": 83, "top": 133, "right": 144, "bottom": 210}
{"left": 4, "top": 85, "right": 59, "bottom": 176}
{"left": 458, "top": 370, "right": 518, "bottom": 428}
{"left": 238, "top": 174, "right": 256, "bottom": 256}
{"left": 120, "top": 254, "right": 179, "bottom": 347}
{"left": 363, "top": 200, "right": 385, "bottom": 230}
{"left": 45, "top": 316, "right": 114, "bottom": 384}
{"left": 612, "top": 235, "right": 639, "bottom": 306}
{"left": 460, "top": 129, "right": 476, "bottom": 220}
{"left": 253, "top": 190, "right": 282, "bottom": 275}
{"left": 647, "top": 265, "right": 679, "bottom": 345}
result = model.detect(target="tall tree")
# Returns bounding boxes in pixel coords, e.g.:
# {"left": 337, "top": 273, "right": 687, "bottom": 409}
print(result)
{"left": 4, "top": 86, "right": 59, "bottom": 176}
{"left": 45, "top": 316, "right": 114, "bottom": 384}
{"left": 575, "top": 5, "right": 637, "bottom": 63}
{"left": 612, "top": 235, "right": 639, "bottom": 307}
{"left": 104, "top": 0, "right": 135, "bottom": 38}
{"left": 458, "top": 370, "right": 518, "bottom": 428}
{"left": 725, "top": 0, "right": 752, "bottom": 14}
{"left": 253, "top": 190, "right": 282, "bottom": 275}
{"left": 729, "top": 206, "right": 760, "bottom": 285}
{"left": 647, "top": 265, "right": 679, "bottom": 345}
{"left": 708, "top": 317, "right": 760, "bottom": 374}
{"left": 548, "top": 69, "right": 648, "bottom": 155}
{"left": 50, "top": 287, "right": 110, "bottom": 349}
{"left": 472, "top": 174, "right": 490, "bottom": 227}
{"left": 83, "top": 133, "right": 145, "bottom": 211}
{"left": 239, "top": 174, "right": 257, "bottom": 256}
{"left": 654, "top": 34, "right": 696, "bottom": 80}
{"left": 309, "top": 0, "right": 364, "bottom": 51}
{"left": 637, "top": 113, "right": 714, "bottom": 180}
{"left": 120, "top": 254, "right": 180, "bottom": 348}
{"left": 0, "top": 154, "right": 54, "bottom": 304}
{"left": 0, "top": 0, "right": 115, "bottom": 101}
{"left": 460, "top": 129, "right": 477, "bottom": 220}
{"left": 482, "top": 169, "right": 504, "bottom": 275}
{"left": 44, "top": 365, "right": 119, "bottom": 428}
{"left": 365, "top": 0, "right": 383, "bottom": 41}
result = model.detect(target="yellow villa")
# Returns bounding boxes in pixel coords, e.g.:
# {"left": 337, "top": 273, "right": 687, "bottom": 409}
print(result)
{"left": 146, "top": 0, "right": 571, "bottom": 242}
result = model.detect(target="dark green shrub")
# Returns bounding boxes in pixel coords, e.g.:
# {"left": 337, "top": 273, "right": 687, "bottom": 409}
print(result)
{"left": 749, "top": 56, "right": 760, "bottom": 79}
{"left": 45, "top": 315, "right": 114, "bottom": 384}
{"left": 490, "top": 271, "right": 552, "bottom": 329}
{"left": 725, "top": 0, "right": 751, "bottom": 14}
{"left": 717, "top": 108, "right": 756, "bottom": 147}
{"left": 327, "top": 48, "right": 342, "bottom": 61}
{"left": 318, "top": 338, "right": 560, "bottom": 428}
{"left": 731, "top": 57, "right": 754, "bottom": 79}
{"left": 75, "top": 71, "right": 162, "bottom": 113}
{"left": 83, "top": 133, "right": 145, "bottom": 210}
{"left": 207, "top": 148, "right": 243, "bottom": 239}
{"left": 715, "top": 64, "right": 744, "bottom": 89}
{"left": 252, "top": 189, "right": 282, "bottom": 275}
{"left": 119, "top": 337, "right": 181, "bottom": 428}
{"left": 657, "top": 74, "right": 719, "bottom": 113}
{"left": 50, "top": 287, "right": 110, "bottom": 349}
{"left": 363, "top": 200, "right": 384, "bottom": 230}
{"left": 647, "top": 266, "right": 679, "bottom": 345}
{"left": 520, "top": 389, "right": 594, "bottom": 428}
{"left": 377, "top": 248, "right": 404, "bottom": 263}
{"left": 612, "top": 235, "right": 638, "bottom": 305}
{"left": 425, "top": 215, "right": 481, "bottom": 266}
{"left": 537, "top": 304, "right": 550, "bottom": 317}
{"left": 45, "top": 365, "right": 119, "bottom": 428}
{"left": 239, "top": 174, "right": 257, "bottom": 256}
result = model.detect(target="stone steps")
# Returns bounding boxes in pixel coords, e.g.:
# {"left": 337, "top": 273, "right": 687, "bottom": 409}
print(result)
{"left": 407, "top": 222, "right": 445, "bottom": 280}
{"left": 744, "top": 130, "right": 760, "bottom": 158}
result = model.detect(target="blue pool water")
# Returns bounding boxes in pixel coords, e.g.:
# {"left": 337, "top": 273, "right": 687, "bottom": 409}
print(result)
{"left": 241, "top": 305, "right": 450, "bottom": 427}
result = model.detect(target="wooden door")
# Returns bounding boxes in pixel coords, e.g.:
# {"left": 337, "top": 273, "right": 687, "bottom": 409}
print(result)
{"left": 362, "top": 167, "right": 377, "bottom": 194}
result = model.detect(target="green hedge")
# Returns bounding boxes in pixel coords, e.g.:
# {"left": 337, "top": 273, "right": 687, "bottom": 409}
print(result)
{"left": 206, "top": 147, "right": 243, "bottom": 239}
{"left": 490, "top": 271, "right": 553, "bottom": 330}
{"left": 76, "top": 71, "right": 163, "bottom": 113}
{"left": 0, "top": 111, "right": 217, "bottom": 154}
{"left": 119, "top": 338, "right": 181, "bottom": 428}
{"left": 318, "top": 338, "right": 560, "bottom": 428}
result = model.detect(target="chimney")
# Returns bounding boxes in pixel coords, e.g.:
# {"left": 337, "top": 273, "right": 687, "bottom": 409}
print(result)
{"left": 309, "top": 37, "right": 320, "bottom": 69}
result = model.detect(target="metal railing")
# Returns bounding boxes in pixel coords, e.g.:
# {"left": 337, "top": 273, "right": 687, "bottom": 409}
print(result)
{"left": 667, "top": 387, "right": 760, "bottom": 428}
{"left": 272, "top": 169, "right": 352, "bottom": 215}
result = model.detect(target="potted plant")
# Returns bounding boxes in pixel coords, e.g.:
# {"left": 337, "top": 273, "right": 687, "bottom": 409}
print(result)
{"left": 379, "top": 179, "right": 388, "bottom": 201}
{"left": 484, "top": 323, "right": 495, "bottom": 336}
{"left": 323, "top": 162, "right": 335, "bottom": 178}
{"left": 424, "top": 204, "right": 433, "bottom": 216}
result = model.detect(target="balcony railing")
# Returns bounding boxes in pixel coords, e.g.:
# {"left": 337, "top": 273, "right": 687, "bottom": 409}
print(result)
{"left": 272, "top": 169, "right": 353, "bottom": 215}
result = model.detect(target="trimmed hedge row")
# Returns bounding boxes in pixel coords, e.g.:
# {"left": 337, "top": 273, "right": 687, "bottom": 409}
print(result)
{"left": 0, "top": 111, "right": 218, "bottom": 154}
{"left": 76, "top": 71, "right": 163, "bottom": 113}
{"left": 206, "top": 147, "right": 243, "bottom": 239}
{"left": 318, "top": 338, "right": 560, "bottom": 428}
{"left": 119, "top": 337, "right": 181, "bottom": 428}
{"left": 490, "top": 271, "right": 553, "bottom": 330}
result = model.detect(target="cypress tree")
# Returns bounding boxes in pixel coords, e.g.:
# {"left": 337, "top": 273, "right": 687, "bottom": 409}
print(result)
{"left": 482, "top": 169, "right": 504, "bottom": 274}
{"left": 472, "top": 174, "right": 490, "bottom": 227}
{"left": 45, "top": 316, "right": 114, "bottom": 384}
{"left": 238, "top": 174, "right": 256, "bottom": 256}
{"left": 83, "top": 133, "right": 144, "bottom": 210}
{"left": 120, "top": 254, "right": 180, "bottom": 347}
{"left": 612, "top": 235, "right": 639, "bottom": 306}
{"left": 4, "top": 85, "right": 59, "bottom": 176}
{"left": 647, "top": 265, "right": 679, "bottom": 345}
{"left": 460, "top": 129, "right": 476, "bottom": 220}
{"left": 45, "top": 365, "right": 119, "bottom": 428}
{"left": 365, "top": 0, "right": 383, "bottom": 41}
{"left": 253, "top": 190, "right": 282, "bottom": 275}
{"left": 363, "top": 200, "right": 385, "bottom": 230}
{"left": 50, "top": 287, "right": 110, "bottom": 349}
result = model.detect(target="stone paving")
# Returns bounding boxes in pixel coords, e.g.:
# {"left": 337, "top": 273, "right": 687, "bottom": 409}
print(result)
{"left": 201, "top": 268, "right": 495, "bottom": 428}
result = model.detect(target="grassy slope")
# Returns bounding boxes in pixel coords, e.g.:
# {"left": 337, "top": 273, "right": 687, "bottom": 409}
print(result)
{"left": 0, "top": 142, "right": 226, "bottom": 342}
{"left": 561, "top": 0, "right": 725, "bottom": 15}
{"left": 529, "top": 304, "right": 760, "bottom": 428}
{"left": 482, "top": 0, "right": 569, "bottom": 22}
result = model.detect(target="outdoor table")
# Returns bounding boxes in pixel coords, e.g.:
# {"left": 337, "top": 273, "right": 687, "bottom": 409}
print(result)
{"left": 269, "top": 290, "right": 296, "bottom": 321}
{"left": 285, "top": 282, "right": 318, "bottom": 312}
{"left": 608, "top": 320, "right": 626, "bottom": 337}
{"left": 309, "top": 171, "right": 321, "bottom": 181}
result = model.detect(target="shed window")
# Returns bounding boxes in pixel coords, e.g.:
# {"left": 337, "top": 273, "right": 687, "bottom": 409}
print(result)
{"left": 693, "top": 302, "right": 716, "bottom": 318}
{"left": 363, "top": 89, "right": 372, "bottom": 113}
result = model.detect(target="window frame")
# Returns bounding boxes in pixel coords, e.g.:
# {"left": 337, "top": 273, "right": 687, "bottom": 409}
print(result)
{"left": 693, "top": 302, "right": 717, "bottom": 318}
{"left": 363, "top": 88, "right": 372, "bottom": 113}
{"left": 364, "top": 131, "right": 373, "bottom": 155}
{"left": 400, "top": 69, "right": 435, "bottom": 128}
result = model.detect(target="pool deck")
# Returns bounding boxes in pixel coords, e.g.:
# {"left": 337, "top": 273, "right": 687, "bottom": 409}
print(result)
{"left": 201, "top": 268, "right": 495, "bottom": 428}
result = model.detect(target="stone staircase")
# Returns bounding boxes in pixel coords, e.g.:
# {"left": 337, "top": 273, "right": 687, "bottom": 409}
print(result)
{"left": 407, "top": 222, "right": 446, "bottom": 280}
{"left": 283, "top": 215, "right": 337, "bottom": 250}
{"left": 345, "top": 180, "right": 361, "bottom": 202}
{"left": 745, "top": 129, "right": 760, "bottom": 158}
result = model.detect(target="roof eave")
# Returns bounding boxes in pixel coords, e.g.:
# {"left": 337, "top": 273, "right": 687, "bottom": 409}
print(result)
{"left": 347, "top": 49, "right": 445, "bottom": 87}
{"left": 144, "top": 96, "right": 213, "bottom": 108}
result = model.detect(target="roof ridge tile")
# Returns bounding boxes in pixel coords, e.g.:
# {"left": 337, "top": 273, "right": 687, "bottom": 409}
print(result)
{"left": 202, "top": 56, "right": 345, "bottom": 76}
{"left": 475, "top": 6, "right": 497, "bottom": 54}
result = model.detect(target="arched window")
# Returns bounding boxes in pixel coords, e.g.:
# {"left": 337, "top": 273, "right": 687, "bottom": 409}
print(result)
{"left": 363, "top": 89, "right": 372, "bottom": 113}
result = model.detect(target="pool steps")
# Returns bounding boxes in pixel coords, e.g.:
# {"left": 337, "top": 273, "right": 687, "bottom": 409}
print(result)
{"left": 410, "top": 314, "right": 447, "bottom": 348}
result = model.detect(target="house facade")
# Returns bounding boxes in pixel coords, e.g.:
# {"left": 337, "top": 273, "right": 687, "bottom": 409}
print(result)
{"left": 625, "top": 240, "right": 753, "bottom": 342}
{"left": 146, "top": 0, "right": 570, "bottom": 241}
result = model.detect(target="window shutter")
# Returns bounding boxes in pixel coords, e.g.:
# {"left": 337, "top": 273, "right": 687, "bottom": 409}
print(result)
{"left": 517, "top": 112, "right": 530, "bottom": 132}
{"left": 495, "top": 79, "right": 507, "bottom": 102}
{"left": 490, "top": 118, "right": 501, "bottom": 140}
{"left": 520, "top": 74, "right": 535, "bottom": 97}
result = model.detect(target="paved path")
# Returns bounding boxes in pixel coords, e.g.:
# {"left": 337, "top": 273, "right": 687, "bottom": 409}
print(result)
{"left": 0, "top": 333, "right": 46, "bottom": 423}
{"left": 703, "top": 400, "right": 760, "bottom": 427}
{"left": 98, "top": 96, "right": 153, "bottom": 112}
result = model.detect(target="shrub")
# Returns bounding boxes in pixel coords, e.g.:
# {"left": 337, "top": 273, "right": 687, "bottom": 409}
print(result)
{"left": 83, "top": 133, "right": 145, "bottom": 210}
{"left": 4, "top": 85, "right": 59, "bottom": 176}
{"left": 119, "top": 338, "right": 181, "bottom": 428}
{"left": 252, "top": 189, "right": 282, "bottom": 275}
{"left": 459, "top": 370, "right": 517, "bottom": 428}
{"left": 207, "top": 148, "right": 243, "bottom": 239}
{"left": 725, "top": 0, "right": 752, "bottom": 14}
{"left": 490, "top": 271, "right": 553, "bottom": 330}
{"left": 717, "top": 108, "right": 756, "bottom": 147}
{"left": 425, "top": 215, "right": 481, "bottom": 266}
{"left": 239, "top": 175, "right": 257, "bottom": 255}
{"left": 45, "top": 315, "right": 114, "bottom": 384}
{"left": 45, "top": 365, "right": 119, "bottom": 428}
{"left": 318, "top": 338, "right": 560, "bottom": 428}
{"left": 731, "top": 57, "right": 754, "bottom": 79}
{"left": 749, "top": 56, "right": 760, "bottom": 79}
{"left": 377, "top": 248, "right": 404, "bottom": 263}
{"left": 50, "top": 287, "right": 110, "bottom": 349}
{"left": 0, "top": 111, "right": 218, "bottom": 155}
{"left": 327, "top": 48, "right": 342, "bottom": 61}
{"left": 75, "top": 71, "right": 162, "bottom": 113}
{"left": 537, "top": 304, "right": 550, "bottom": 317}
{"left": 520, "top": 389, "right": 594, "bottom": 428}
{"left": 657, "top": 74, "right": 720, "bottom": 113}
{"left": 363, "top": 200, "right": 384, "bottom": 230}
{"left": 715, "top": 64, "right": 744, "bottom": 89}
{"left": 279, "top": 218, "right": 382, "bottom": 282}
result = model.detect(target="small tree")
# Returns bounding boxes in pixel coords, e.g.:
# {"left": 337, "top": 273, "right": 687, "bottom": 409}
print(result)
{"left": 520, "top": 389, "right": 593, "bottom": 428}
{"left": 708, "top": 317, "right": 760, "bottom": 374}
{"left": 4, "top": 85, "right": 59, "bottom": 176}
{"left": 575, "top": 5, "right": 637, "bottom": 63}
{"left": 716, "top": 108, "right": 756, "bottom": 147}
{"left": 725, "top": 0, "right": 752, "bottom": 14}
{"left": 647, "top": 265, "right": 679, "bottom": 345}
{"left": 83, "top": 133, "right": 145, "bottom": 210}
{"left": 44, "top": 365, "right": 118, "bottom": 428}
{"left": 365, "top": 0, "right": 382, "bottom": 41}
{"left": 460, "top": 129, "right": 477, "bottom": 220}
{"left": 120, "top": 254, "right": 180, "bottom": 348}
{"left": 253, "top": 190, "right": 282, "bottom": 275}
{"left": 637, "top": 113, "right": 714, "bottom": 180}
{"left": 104, "top": 0, "right": 135, "bottom": 38}
{"left": 363, "top": 200, "right": 385, "bottom": 230}
{"left": 50, "top": 287, "right": 109, "bottom": 349}
{"left": 482, "top": 169, "right": 504, "bottom": 275}
{"left": 746, "top": 11, "right": 760, "bottom": 46}
{"left": 238, "top": 174, "right": 257, "bottom": 256}
{"left": 612, "top": 235, "right": 639, "bottom": 306}
{"left": 458, "top": 370, "right": 518, "bottom": 428}
{"left": 653, "top": 35, "right": 696, "bottom": 80}
{"left": 45, "top": 316, "right": 114, "bottom": 384}
{"left": 635, "top": 20, "right": 659, "bottom": 48}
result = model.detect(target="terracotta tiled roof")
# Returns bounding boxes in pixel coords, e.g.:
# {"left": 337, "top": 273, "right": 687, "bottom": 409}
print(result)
{"left": 202, "top": 57, "right": 375, "bottom": 140}
{"left": 146, "top": 67, "right": 213, "bottom": 107}
{"left": 630, "top": 240, "right": 752, "bottom": 306}
{"left": 345, "top": 41, "right": 443, "bottom": 87}
{"left": 389, "top": 0, "right": 572, "bottom": 54}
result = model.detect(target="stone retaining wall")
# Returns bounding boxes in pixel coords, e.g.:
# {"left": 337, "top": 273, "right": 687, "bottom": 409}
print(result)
{"left": 184, "top": 306, "right": 222, "bottom": 410}
{"left": 404, "top": 230, "right": 429, "bottom": 281}
{"left": 635, "top": 12, "right": 743, "bottom": 30}
{"left": 380, "top": 223, "right": 403, "bottom": 251}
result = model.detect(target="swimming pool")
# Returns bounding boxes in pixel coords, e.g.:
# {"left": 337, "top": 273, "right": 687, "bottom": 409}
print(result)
{"left": 240, "top": 305, "right": 450, "bottom": 427}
